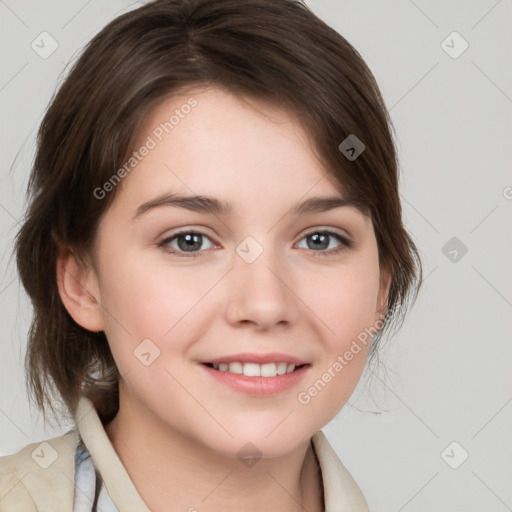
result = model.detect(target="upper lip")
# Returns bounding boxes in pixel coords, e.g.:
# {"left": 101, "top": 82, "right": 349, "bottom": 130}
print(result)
{"left": 200, "top": 352, "right": 309, "bottom": 366}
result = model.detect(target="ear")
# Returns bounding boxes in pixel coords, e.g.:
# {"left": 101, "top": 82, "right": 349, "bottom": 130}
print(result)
{"left": 374, "top": 266, "right": 392, "bottom": 325}
{"left": 56, "top": 246, "right": 105, "bottom": 332}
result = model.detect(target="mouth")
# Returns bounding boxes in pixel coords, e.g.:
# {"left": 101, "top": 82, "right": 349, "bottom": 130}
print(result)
{"left": 198, "top": 352, "right": 311, "bottom": 394}
{"left": 201, "top": 361, "right": 309, "bottom": 378}
{"left": 200, "top": 361, "right": 310, "bottom": 395}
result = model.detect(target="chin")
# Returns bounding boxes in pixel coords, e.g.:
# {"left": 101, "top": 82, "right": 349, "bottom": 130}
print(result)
{"left": 198, "top": 417, "right": 316, "bottom": 461}
{"left": 207, "top": 436, "right": 309, "bottom": 462}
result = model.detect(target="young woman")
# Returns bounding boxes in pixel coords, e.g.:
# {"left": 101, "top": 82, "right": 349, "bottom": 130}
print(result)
{"left": 0, "top": 0, "right": 421, "bottom": 510}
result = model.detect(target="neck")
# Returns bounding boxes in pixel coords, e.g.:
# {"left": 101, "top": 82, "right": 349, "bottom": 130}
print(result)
{"left": 104, "top": 397, "right": 324, "bottom": 512}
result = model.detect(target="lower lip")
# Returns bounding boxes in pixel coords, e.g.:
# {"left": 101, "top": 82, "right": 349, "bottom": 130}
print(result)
{"left": 199, "top": 364, "right": 310, "bottom": 395}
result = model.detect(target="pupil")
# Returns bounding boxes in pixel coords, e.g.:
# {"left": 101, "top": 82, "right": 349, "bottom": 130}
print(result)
{"left": 310, "top": 233, "right": 328, "bottom": 250}
{"left": 180, "top": 233, "right": 201, "bottom": 251}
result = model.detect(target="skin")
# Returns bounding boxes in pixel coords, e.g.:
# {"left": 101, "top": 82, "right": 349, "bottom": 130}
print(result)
{"left": 57, "top": 86, "right": 390, "bottom": 512}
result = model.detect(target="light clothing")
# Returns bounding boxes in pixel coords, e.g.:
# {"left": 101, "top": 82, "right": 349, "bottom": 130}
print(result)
{"left": 0, "top": 396, "right": 369, "bottom": 511}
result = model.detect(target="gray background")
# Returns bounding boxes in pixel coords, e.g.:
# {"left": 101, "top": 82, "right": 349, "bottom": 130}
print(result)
{"left": 1, "top": 1, "right": 511, "bottom": 510}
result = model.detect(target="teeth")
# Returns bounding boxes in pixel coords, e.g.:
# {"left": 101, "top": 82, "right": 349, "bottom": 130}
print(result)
{"left": 276, "top": 362, "right": 288, "bottom": 375}
{"left": 228, "top": 362, "right": 243, "bottom": 374}
{"left": 243, "top": 363, "right": 260, "bottom": 377}
{"left": 260, "top": 363, "right": 277, "bottom": 377}
{"left": 211, "top": 361, "right": 299, "bottom": 377}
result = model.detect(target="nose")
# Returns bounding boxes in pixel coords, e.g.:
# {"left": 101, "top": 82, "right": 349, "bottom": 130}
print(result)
{"left": 224, "top": 241, "right": 300, "bottom": 331}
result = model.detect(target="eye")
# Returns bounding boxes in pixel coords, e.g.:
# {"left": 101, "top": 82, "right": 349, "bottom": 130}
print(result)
{"left": 296, "top": 230, "right": 353, "bottom": 257}
{"left": 158, "top": 228, "right": 353, "bottom": 259}
{"left": 159, "top": 230, "right": 215, "bottom": 257}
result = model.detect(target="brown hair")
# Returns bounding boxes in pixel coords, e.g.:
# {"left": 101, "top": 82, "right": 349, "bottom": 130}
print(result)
{"left": 15, "top": 0, "right": 422, "bottom": 427}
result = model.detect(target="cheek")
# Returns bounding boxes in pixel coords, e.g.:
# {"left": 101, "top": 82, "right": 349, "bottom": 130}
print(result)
{"left": 307, "top": 256, "right": 381, "bottom": 349}
{"left": 96, "top": 248, "right": 215, "bottom": 361}
{"left": 297, "top": 254, "right": 380, "bottom": 417}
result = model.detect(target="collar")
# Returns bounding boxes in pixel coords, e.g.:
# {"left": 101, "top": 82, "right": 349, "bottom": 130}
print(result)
{"left": 75, "top": 396, "right": 369, "bottom": 511}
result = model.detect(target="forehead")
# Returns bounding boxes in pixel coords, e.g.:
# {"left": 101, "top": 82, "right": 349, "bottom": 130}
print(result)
{"left": 115, "top": 87, "right": 351, "bottom": 214}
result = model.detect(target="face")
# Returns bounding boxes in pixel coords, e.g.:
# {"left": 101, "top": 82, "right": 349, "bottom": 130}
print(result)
{"left": 79, "top": 87, "right": 388, "bottom": 458}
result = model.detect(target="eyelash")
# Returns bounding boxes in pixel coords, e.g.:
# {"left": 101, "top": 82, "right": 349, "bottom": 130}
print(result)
{"left": 158, "top": 229, "right": 353, "bottom": 259}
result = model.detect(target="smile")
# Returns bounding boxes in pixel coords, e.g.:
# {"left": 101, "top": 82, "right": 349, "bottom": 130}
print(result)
{"left": 204, "top": 361, "right": 302, "bottom": 377}
{"left": 200, "top": 356, "right": 311, "bottom": 395}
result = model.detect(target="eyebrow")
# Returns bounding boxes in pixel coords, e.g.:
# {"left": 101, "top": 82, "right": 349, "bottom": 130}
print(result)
{"left": 132, "top": 193, "right": 367, "bottom": 220}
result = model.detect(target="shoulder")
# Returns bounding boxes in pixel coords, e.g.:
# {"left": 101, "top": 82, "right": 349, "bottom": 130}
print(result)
{"left": 0, "top": 429, "right": 79, "bottom": 512}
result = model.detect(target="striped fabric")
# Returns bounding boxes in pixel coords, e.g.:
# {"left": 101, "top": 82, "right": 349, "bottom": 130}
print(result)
{"left": 73, "top": 437, "right": 119, "bottom": 512}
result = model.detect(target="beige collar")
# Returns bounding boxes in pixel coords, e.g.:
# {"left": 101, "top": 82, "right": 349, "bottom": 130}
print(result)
{"left": 75, "top": 396, "right": 369, "bottom": 511}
